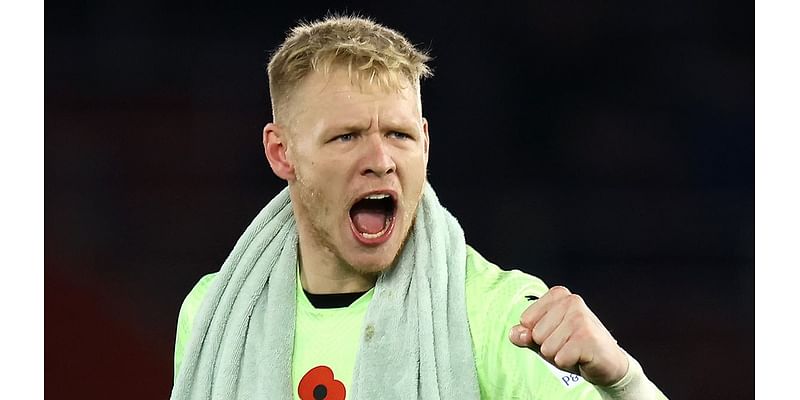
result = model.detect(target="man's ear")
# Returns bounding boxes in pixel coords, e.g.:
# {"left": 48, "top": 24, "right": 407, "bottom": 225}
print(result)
{"left": 263, "top": 122, "right": 296, "bottom": 181}
{"left": 422, "top": 117, "right": 430, "bottom": 165}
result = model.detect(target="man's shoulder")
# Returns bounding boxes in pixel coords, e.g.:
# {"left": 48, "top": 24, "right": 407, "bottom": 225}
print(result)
{"left": 176, "top": 272, "right": 217, "bottom": 330}
{"left": 181, "top": 273, "right": 217, "bottom": 313}
{"left": 175, "top": 273, "right": 217, "bottom": 341}
{"left": 463, "top": 245, "right": 550, "bottom": 348}
{"left": 464, "top": 245, "right": 549, "bottom": 301}
{"left": 173, "top": 272, "right": 217, "bottom": 379}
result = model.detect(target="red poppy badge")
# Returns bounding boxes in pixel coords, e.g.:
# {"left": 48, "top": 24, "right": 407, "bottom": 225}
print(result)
{"left": 298, "top": 365, "right": 346, "bottom": 400}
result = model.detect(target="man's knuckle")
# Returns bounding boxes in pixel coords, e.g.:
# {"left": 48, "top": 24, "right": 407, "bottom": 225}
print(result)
{"left": 520, "top": 313, "right": 535, "bottom": 327}
{"left": 567, "top": 293, "right": 584, "bottom": 307}
{"left": 549, "top": 286, "right": 570, "bottom": 296}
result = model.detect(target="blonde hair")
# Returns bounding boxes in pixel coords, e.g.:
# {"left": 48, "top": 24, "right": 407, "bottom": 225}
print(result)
{"left": 267, "top": 15, "right": 433, "bottom": 122}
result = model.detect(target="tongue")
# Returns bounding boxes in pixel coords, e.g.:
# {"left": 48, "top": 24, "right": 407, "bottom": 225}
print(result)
{"left": 352, "top": 211, "right": 386, "bottom": 234}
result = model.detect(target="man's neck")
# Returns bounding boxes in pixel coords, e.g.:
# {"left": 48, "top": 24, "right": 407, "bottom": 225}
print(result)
{"left": 297, "top": 243, "right": 378, "bottom": 294}
{"left": 299, "top": 264, "right": 377, "bottom": 294}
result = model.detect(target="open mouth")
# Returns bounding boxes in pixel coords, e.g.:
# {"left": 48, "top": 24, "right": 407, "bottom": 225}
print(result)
{"left": 348, "top": 192, "right": 397, "bottom": 244}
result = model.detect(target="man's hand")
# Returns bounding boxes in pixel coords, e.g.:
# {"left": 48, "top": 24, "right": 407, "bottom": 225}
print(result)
{"left": 508, "top": 286, "right": 629, "bottom": 387}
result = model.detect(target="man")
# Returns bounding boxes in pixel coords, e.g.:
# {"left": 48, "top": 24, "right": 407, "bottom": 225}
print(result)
{"left": 171, "top": 16, "right": 668, "bottom": 399}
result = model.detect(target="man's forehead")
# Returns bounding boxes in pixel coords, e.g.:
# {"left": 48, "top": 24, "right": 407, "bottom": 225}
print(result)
{"left": 289, "top": 69, "right": 422, "bottom": 125}
{"left": 305, "top": 70, "right": 416, "bottom": 103}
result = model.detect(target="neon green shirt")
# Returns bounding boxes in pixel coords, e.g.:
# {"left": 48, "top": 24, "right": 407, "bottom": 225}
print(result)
{"left": 174, "top": 246, "right": 665, "bottom": 399}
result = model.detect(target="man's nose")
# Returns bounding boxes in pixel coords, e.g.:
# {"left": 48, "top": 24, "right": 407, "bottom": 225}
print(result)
{"left": 360, "top": 133, "right": 396, "bottom": 177}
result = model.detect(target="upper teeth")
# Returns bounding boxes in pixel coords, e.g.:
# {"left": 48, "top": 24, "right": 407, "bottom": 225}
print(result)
{"left": 365, "top": 194, "right": 390, "bottom": 200}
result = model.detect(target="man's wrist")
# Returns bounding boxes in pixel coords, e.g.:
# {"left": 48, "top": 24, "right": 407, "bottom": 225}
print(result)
{"left": 594, "top": 350, "right": 660, "bottom": 400}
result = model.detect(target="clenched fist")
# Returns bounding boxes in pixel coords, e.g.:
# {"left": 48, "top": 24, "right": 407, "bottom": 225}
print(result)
{"left": 508, "top": 286, "right": 629, "bottom": 387}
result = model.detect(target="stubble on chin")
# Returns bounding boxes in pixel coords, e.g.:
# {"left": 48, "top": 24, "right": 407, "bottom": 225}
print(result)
{"left": 290, "top": 173, "right": 427, "bottom": 278}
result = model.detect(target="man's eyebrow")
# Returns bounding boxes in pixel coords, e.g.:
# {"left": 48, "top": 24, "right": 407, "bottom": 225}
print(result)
{"left": 327, "top": 119, "right": 418, "bottom": 135}
{"left": 381, "top": 115, "right": 421, "bottom": 131}
{"left": 325, "top": 121, "right": 370, "bottom": 134}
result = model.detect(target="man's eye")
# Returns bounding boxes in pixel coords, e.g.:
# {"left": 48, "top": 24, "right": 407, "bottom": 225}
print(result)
{"left": 336, "top": 133, "right": 355, "bottom": 142}
{"left": 389, "top": 131, "right": 411, "bottom": 140}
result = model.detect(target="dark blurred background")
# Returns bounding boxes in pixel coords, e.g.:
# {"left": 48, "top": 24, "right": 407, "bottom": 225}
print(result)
{"left": 46, "top": 1, "right": 753, "bottom": 399}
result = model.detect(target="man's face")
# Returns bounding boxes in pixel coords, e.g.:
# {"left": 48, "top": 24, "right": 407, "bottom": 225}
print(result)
{"left": 280, "top": 68, "right": 429, "bottom": 275}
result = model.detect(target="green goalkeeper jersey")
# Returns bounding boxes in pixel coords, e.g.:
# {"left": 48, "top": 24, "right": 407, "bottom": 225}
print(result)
{"left": 173, "top": 246, "right": 667, "bottom": 399}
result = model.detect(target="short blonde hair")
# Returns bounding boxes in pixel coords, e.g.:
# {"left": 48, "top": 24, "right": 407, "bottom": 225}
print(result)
{"left": 267, "top": 15, "right": 433, "bottom": 122}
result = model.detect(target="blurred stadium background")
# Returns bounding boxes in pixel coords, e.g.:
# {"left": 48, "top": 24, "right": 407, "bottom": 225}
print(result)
{"left": 46, "top": 1, "right": 752, "bottom": 398}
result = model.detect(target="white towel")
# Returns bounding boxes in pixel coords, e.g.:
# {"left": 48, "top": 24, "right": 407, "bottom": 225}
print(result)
{"left": 171, "top": 182, "right": 479, "bottom": 399}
